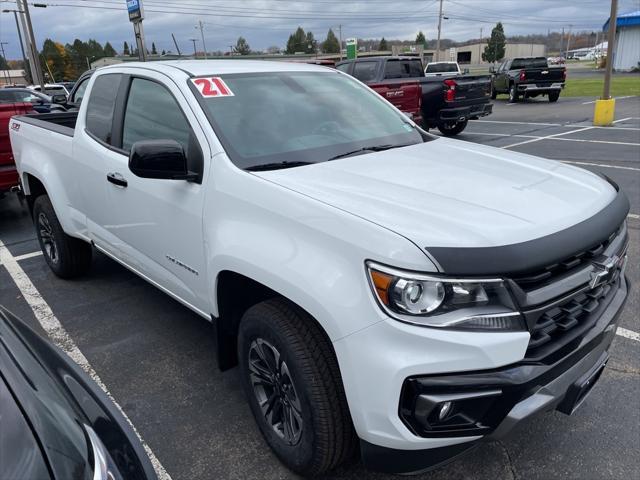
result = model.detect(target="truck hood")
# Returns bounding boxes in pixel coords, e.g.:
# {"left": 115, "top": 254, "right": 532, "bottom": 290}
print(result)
{"left": 254, "top": 138, "right": 617, "bottom": 250}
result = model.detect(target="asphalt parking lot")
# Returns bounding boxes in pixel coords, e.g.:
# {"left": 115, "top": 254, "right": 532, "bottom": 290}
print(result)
{"left": 1, "top": 95, "right": 639, "bottom": 480}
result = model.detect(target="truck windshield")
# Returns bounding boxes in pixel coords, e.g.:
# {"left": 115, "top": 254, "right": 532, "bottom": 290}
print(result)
{"left": 511, "top": 58, "right": 548, "bottom": 69}
{"left": 426, "top": 63, "right": 458, "bottom": 73}
{"left": 195, "top": 71, "right": 426, "bottom": 170}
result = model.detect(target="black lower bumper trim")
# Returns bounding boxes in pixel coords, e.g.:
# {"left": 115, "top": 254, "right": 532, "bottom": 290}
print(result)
{"left": 360, "top": 439, "right": 477, "bottom": 475}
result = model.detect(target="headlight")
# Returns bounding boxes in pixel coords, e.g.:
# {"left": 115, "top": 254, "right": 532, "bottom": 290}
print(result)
{"left": 366, "top": 261, "right": 524, "bottom": 330}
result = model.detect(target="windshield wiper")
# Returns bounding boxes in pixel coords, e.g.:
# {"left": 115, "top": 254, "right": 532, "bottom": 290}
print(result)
{"left": 246, "top": 161, "right": 313, "bottom": 172}
{"left": 328, "top": 143, "right": 415, "bottom": 161}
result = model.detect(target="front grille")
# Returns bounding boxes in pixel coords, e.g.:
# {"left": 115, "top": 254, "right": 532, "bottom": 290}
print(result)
{"left": 524, "top": 270, "right": 622, "bottom": 363}
{"left": 512, "top": 227, "right": 620, "bottom": 292}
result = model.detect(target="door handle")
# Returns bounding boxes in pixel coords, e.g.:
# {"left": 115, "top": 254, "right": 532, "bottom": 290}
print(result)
{"left": 107, "top": 172, "right": 128, "bottom": 188}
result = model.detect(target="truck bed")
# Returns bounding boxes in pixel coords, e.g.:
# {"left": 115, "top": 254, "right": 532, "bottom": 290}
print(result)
{"left": 13, "top": 111, "right": 78, "bottom": 137}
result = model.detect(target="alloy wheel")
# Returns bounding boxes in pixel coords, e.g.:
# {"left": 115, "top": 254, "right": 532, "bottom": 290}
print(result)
{"left": 38, "top": 213, "right": 58, "bottom": 264}
{"left": 248, "top": 338, "right": 303, "bottom": 445}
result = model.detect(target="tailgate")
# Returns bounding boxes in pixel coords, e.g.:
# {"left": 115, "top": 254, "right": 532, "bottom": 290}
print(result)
{"left": 0, "top": 103, "right": 32, "bottom": 168}
{"left": 522, "top": 67, "right": 565, "bottom": 83}
{"left": 370, "top": 80, "right": 422, "bottom": 115}
{"left": 452, "top": 75, "right": 492, "bottom": 102}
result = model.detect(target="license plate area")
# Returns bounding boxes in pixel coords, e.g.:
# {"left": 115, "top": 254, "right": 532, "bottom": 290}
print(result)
{"left": 557, "top": 355, "right": 608, "bottom": 415}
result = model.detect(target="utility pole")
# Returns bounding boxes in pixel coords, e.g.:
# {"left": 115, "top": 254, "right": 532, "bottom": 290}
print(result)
{"left": 196, "top": 21, "right": 207, "bottom": 59}
{"left": 2, "top": 9, "right": 29, "bottom": 81}
{"left": 478, "top": 27, "right": 483, "bottom": 64}
{"left": 603, "top": 0, "right": 618, "bottom": 100}
{"left": 565, "top": 24, "right": 573, "bottom": 57}
{"left": 560, "top": 27, "right": 565, "bottom": 57}
{"left": 189, "top": 38, "right": 198, "bottom": 57}
{"left": 436, "top": 0, "right": 444, "bottom": 61}
{"left": 0, "top": 42, "right": 10, "bottom": 84}
{"left": 338, "top": 24, "right": 343, "bottom": 61}
{"left": 17, "top": 0, "right": 45, "bottom": 87}
{"left": 171, "top": 33, "right": 182, "bottom": 56}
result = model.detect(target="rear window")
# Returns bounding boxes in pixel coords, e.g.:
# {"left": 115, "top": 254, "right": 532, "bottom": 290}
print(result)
{"left": 511, "top": 57, "right": 548, "bottom": 69}
{"left": 384, "top": 59, "right": 423, "bottom": 79}
{"left": 425, "top": 63, "right": 458, "bottom": 73}
{"left": 352, "top": 62, "right": 378, "bottom": 82}
{"left": 85, "top": 74, "right": 122, "bottom": 144}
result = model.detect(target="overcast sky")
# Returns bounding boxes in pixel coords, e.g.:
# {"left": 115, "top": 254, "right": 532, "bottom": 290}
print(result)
{"left": 1, "top": 0, "right": 638, "bottom": 59}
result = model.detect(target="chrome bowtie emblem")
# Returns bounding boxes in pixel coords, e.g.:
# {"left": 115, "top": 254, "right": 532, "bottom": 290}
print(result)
{"left": 589, "top": 255, "right": 620, "bottom": 289}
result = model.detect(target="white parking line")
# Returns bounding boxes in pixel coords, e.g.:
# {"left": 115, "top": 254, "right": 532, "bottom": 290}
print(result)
{"left": 628, "top": 213, "right": 640, "bottom": 220}
{"left": 560, "top": 160, "right": 640, "bottom": 172}
{"left": 462, "top": 132, "right": 640, "bottom": 147}
{"left": 501, "top": 126, "right": 594, "bottom": 149}
{"left": 13, "top": 250, "right": 43, "bottom": 261}
{"left": 617, "top": 327, "right": 640, "bottom": 342}
{"left": 0, "top": 239, "right": 172, "bottom": 480}
{"left": 582, "top": 97, "right": 636, "bottom": 105}
{"left": 475, "top": 119, "right": 640, "bottom": 131}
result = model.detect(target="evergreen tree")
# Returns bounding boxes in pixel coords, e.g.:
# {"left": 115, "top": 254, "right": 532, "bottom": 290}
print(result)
{"left": 305, "top": 31, "right": 317, "bottom": 53}
{"left": 483, "top": 22, "right": 506, "bottom": 62}
{"left": 103, "top": 42, "right": 117, "bottom": 57}
{"left": 378, "top": 37, "right": 389, "bottom": 51}
{"left": 235, "top": 37, "right": 251, "bottom": 55}
{"left": 321, "top": 29, "right": 340, "bottom": 54}
{"left": 123, "top": 41, "right": 130, "bottom": 56}
{"left": 286, "top": 27, "right": 307, "bottom": 54}
{"left": 161, "top": 49, "right": 166, "bottom": 55}
{"left": 0, "top": 55, "right": 9, "bottom": 70}
{"left": 151, "top": 42, "right": 157, "bottom": 55}
{"left": 416, "top": 31, "right": 426, "bottom": 46}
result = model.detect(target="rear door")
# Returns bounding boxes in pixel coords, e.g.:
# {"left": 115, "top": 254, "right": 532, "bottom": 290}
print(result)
{"left": 100, "top": 72, "right": 212, "bottom": 314}
{"left": 493, "top": 60, "right": 509, "bottom": 91}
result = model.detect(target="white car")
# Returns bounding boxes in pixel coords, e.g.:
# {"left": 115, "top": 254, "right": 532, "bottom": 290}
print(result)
{"left": 9, "top": 60, "right": 630, "bottom": 476}
{"left": 28, "top": 83, "right": 70, "bottom": 97}
{"left": 424, "top": 61, "right": 462, "bottom": 77}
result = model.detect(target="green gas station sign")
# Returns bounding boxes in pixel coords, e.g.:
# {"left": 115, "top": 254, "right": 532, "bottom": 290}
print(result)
{"left": 346, "top": 38, "right": 357, "bottom": 59}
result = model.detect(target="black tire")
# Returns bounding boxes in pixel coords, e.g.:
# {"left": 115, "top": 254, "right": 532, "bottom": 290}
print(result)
{"left": 548, "top": 91, "right": 560, "bottom": 102}
{"left": 437, "top": 119, "right": 468, "bottom": 136}
{"left": 508, "top": 84, "right": 519, "bottom": 103}
{"left": 490, "top": 83, "right": 497, "bottom": 99}
{"left": 238, "top": 299, "right": 356, "bottom": 476}
{"left": 33, "top": 195, "right": 92, "bottom": 278}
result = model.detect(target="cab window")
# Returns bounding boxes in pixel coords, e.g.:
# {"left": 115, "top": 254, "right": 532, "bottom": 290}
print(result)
{"left": 85, "top": 74, "right": 123, "bottom": 144}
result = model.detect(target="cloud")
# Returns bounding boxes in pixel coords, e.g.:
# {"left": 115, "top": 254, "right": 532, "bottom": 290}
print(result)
{"left": 1, "top": 0, "right": 636, "bottom": 59}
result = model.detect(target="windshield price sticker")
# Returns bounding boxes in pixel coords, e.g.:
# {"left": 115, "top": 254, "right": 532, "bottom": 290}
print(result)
{"left": 191, "top": 77, "right": 235, "bottom": 98}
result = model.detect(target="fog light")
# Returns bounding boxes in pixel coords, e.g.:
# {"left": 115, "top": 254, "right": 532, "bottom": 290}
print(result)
{"left": 438, "top": 401, "right": 452, "bottom": 421}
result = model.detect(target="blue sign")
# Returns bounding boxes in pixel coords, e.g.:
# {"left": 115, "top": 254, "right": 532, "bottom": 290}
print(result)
{"left": 127, "top": 0, "right": 144, "bottom": 22}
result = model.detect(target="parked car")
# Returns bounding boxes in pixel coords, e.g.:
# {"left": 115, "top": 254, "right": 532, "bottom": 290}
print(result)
{"left": 424, "top": 61, "right": 463, "bottom": 77}
{"left": 0, "top": 306, "right": 158, "bottom": 480}
{"left": 0, "top": 88, "right": 67, "bottom": 113}
{"left": 491, "top": 57, "right": 566, "bottom": 103}
{"left": 29, "top": 83, "right": 70, "bottom": 98}
{"left": 0, "top": 102, "right": 33, "bottom": 196}
{"left": 9, "top": 60, "right": 630, "bottom": 476}
{"left": 337, "top": 56, "right": 493, "bottom": 136}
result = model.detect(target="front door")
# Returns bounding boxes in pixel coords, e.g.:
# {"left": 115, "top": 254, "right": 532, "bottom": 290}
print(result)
{"left": 101, "top": 73, "right": 212, "bottom": 315}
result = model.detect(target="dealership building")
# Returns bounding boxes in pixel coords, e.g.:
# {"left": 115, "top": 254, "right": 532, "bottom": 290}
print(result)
{"left": 604, "top": 10, "right": 640, "bottom": 71}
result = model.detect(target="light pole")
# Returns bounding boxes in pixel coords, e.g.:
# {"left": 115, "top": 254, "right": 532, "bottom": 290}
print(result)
{"left": 16, "top": 0, "right": 45, "bottom": 88}
{"left": 196, "top": 21, "right": 207, "bottom": 59}
{"left": 0, "top": 42, "right": 10, "bottom": 84}
{"left": 593, "top": 0, "right": 618, "bottom": 126}
{"left": 2, "top": 9, "right": 29, "bottom": 81}
{"left": 189, "top": 38, "right": 198, "bottom": 57}
{"left": 435, "top": 0, "right": 444, "bottom": 61}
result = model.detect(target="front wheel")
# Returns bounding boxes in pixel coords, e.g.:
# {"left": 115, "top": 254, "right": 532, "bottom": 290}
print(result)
{"left": 437, "top": 119, "right": 468, "bottom": 136}
{"left": 508, "top": 84, "right": 519, "bottom": 103}
{"left": 490, "top": 83, "right": 497, "bottom": 99}
{"left": 548, "top": 91, "right": 560, "bottom": 102}
{"left": 238, "top": 299, "right": 356, "bottom": 476}
{"left": 33, "top": 195, "right": 92, "bottom": 278}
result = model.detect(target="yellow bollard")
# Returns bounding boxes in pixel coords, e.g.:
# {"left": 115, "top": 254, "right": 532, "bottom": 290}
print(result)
{"left": 593, "top": 98, "right": 616, "bottom": 126}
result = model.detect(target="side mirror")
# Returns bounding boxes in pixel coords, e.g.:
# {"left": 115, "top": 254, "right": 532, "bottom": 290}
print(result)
{"left": 128, "top": 139, "right": 197, "bottom": 181}
{"left": 51, "top": 94, "right": 67, "bottom": 104}
{"left": 489, "top": 66, "right": 495, "bottom": 73}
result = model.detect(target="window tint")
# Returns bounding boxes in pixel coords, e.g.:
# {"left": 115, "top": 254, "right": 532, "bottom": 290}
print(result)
{"left": 122, "top": 78, "right": 191, "bottom": 156}
{"left": 352, "top": 62, "right": 377, "bottom": 82}
{"left": 511, "top": 57, "right": 548, "bottom": 69}
{"left": 0, "top": 91, "right": 18, "bottom": 103}
{"left": 86, "top": 74, "right": 122, "bottom": 144}
{"left": 71, "top": 78, "right": 90, "bottom": 104}
{"left": 384, "top": 59, "right": 423, "bottom": 79}
{"left": 426, "top": 63, "right": 458, "bottom": 73}
{"left": 336, "top": 63, "right": 350, "bottom": 73}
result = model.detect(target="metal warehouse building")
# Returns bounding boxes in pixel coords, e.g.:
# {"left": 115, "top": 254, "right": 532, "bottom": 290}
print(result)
{"left": 604, "top": 10, "right": 640, "bottom": 71}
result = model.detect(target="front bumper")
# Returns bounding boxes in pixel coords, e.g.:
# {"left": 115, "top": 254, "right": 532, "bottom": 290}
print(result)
{"left": 353, "top": 274, "right": 628, "bottom": 474}
{"left": 438, "top": 102, "right": 493, "bottom": 123}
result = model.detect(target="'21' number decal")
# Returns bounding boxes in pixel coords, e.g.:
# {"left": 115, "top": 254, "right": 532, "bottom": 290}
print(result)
{"left": 191, "top": 77, "right": 234, "bottom": 98}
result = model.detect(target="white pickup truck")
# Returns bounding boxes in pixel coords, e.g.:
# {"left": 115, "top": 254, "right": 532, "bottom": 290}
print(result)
{"left": 9, "top": 61, "right": 630, "bottom": 476}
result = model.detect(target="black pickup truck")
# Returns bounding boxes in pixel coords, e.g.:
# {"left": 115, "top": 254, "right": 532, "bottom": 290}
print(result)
{"left": 336, "top": 56, "right": 493, "bottom": 136}
{"left": 490, "top": 57, "right": 566, "bottom": 103}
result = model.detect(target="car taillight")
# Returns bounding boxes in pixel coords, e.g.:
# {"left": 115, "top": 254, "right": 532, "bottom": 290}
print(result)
{"left": 443, "top": 79, "right": 456, "bottom": 102}
{"left": 519, "top": 70, "right": 526, "bottom": 81}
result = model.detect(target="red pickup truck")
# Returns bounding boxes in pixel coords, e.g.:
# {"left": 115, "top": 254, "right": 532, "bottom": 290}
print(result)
{"left": 0, "top": 102, "right": 33, "bottom": 196}
{"left": 336, "top": 56, "right": 493, "bottom": 136}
